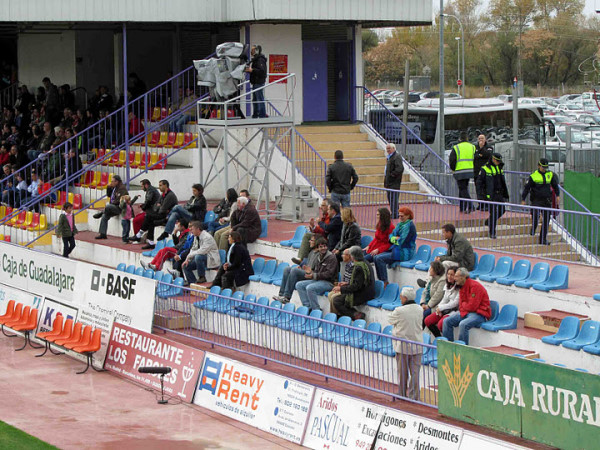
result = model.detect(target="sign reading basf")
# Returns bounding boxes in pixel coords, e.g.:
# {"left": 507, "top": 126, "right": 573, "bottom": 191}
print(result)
{"left": 105, "top": 323, "right": 204, "bottom": 403}
{"left": 194, "top": 353, "right": 314, "bottom": 443}
{"left": 302, "top": 389, "right": 384, "bottom": 450}
{"left": 0, "top": 283, "right": 43, "bottom": 315}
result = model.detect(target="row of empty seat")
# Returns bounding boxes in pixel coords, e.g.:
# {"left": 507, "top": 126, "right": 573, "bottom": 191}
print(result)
{"left": 116, "top": 263, "right": 184, "bottom": 298}
{"left": 0, "top": 207, "right": 48, "bottom": 231}
{"left": 541, "top": 317, "right": 600, "bottom": 355}
{"left": 89, "top": 149, "right": 168, "bottom": 170}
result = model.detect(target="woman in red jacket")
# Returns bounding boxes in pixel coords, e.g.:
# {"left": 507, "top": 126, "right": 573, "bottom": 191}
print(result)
{"left": 363, "top": 207, "right": 394, "bottom": 263}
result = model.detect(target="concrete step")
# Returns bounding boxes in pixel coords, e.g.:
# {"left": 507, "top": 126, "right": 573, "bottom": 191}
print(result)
{"left": 366, "top": 181, "right": 421, "bottom": 191}
{"left": 297, "top": 124, "right": 361, "bottom": 134}
{"left": 312, "top": 141, "right": 378, "bottom": 151}
{"left": 350, "top": 192, "right": 431, "bottom": 204}
{"left": 0, "top": 224, "right": 53, "bottom": 247}
{"left": 301, "top": 133, "right": 369, "bottom": 143}
{"left": 317, "top": 148, "right": 382, "bottom": 159}
{"left": 469, "top": 234, "right": 567, "bottom": 249}
{"left": 523, "top": 309, "right": 589, "bottom": 333}
{"left": 418, "top": 224, "right": 555, "bottom": 240}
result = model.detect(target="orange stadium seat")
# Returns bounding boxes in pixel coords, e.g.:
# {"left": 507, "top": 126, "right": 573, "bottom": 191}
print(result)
{"left": 13, "top": 307, "right": 40, "bottom": 351}
{"left": 0, "top": 300, "right": 16, "bottom": 323}
{"left": 4, "top": 305, "right": 30, "bottom": 329}
{"left": 46, "top": 318, "right": 73, "bottom": 344}
{"left": 72, "top": 328, "right": 104, "bottom": 374}
{"left": 54, "top": 322, "right": 82, "bottom": 347}
{"left": 65, "top": 325, "right": 92, "bottom": 350}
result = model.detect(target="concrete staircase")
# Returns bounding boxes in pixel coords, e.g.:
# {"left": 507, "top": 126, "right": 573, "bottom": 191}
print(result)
{"left": 296, "top": 124, "right": 429, "bottom": 201}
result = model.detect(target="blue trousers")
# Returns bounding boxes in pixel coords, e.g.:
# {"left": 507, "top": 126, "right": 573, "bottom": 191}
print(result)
{"left": 442, "top": 311, "right": 486, "bottom": 345}
{"left": 373, "top": 251, "right": 394, "bottom": 282}
{"left": 296, "top": 279, "right": 333, "bottom": 311}
{"left": 330, "top": 192, "right": 350, "bottom": 208}
{"left": 278, "top": 266, "right": 306, "bottom": 299}
{"left": 183, "top": 254, "right": 208, "bottom": 283}
{"left": 165, "top": 205, "right": 193, "bottom": 234}
{"left": 252, "top": 84, "right": 266, "bottom": 118}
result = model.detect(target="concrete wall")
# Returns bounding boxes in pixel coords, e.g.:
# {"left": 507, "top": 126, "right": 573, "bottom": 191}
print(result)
{"left": 17, "top": 31, "right": 76, "bottom": 90}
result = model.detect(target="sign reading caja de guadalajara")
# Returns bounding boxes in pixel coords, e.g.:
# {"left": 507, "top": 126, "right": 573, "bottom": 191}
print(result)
{"left": 194, "top": 353, "right": 314, "bottom": 444}
{"left": 105, "top": 323, "right": 204, "bottom": 402}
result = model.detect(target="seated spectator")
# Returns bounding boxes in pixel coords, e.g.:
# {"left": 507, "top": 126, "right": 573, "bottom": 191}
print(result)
{"left": 180, "top": 221, "right": 220, "bottom": 285}
{"left": 418, "top": 260, "right": 446, "bottom": 323}
{"left": 436, "top": 223, "right": 475, "bottom": 270}
{"left": 9, "top": 145, "right": 27, "bottom": 170}
{"left": 172, "top": 87, "right": 198, "bottom": 132}
{"left": 388, "top": 286, "right": 423, "bottom": 401}
{"left": 424, "top": 265, "right": 460, "bottom": 337}
{"left": 6, "top": 124, "right": 21, "bottom": 147}
{"left": 166, "top": 225, "right": 196, "bottom": 276}
{"left": 132, "top": 179, "right": 160, "bottom": 236}
{"left": 93, "top": 175, "right": 128, "bottom": 239}
{"left": 318, "top": 202, "right": 343, "bottom": 251}
{"left": 363, "top": 207, "right": 393, "bottom": 263}
{"left": 328, "top": 247, "right": 353, "bottom": 314}
{"left": 230, "top": 195, "right": 261, "bottom": 245}
{"left": 64, "top": 146, "right": 82, "bottom": 185}
{"left": 332, "top": 207, "right": 361, "bottom": 262}
{"left": 214, "top": 189, "right": 248, "bottom": 250}
{"left": 60, "top": 107, "right": 73, "bottom": 129}
{"left": 331, "top": 246, "right": 374, "bottom": 320}
{"left": 204, "top": 188, "right": 237, "bottom": 234}
{"left": 129, "top": 179, "right": 178, "bottom": 249}
{"left": 27, "top": 121, "right": 54, "bottom": 160}
{"left": 211, "top": 231, "right": 254, "bottom": 289}
{"left": 158, "top": 183, "right": 206, "bottom": 241}
{"left": 1, "top": 178, "right": 15, "bottom": 206}
{"left": 274, "top": 235, "right": 320, "bottom": 304}
{"left": 142, "top": 218, "right": 190, "bottom": 271}
{"left": 292, "top": 198, "right": 330, "bottom": 265}
{"left": 0, "top": 144, "right": 9, "bottom": 166}
{"left": 442, "top": 267, "right": 491, "bottom": 344}
{"left": 373, "top": 206, "right": 417, "bottom": 285}
{"left": 128, "top": 111, "right": 144, "bottom": 138}
{"left": 25, "top": 125, "right": 42, "bottom": 150}
{"left": 295, "top": 239, "right": 339, "bottom": 311}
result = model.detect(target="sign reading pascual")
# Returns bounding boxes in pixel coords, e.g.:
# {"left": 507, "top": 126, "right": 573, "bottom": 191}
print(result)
{"left": 438, "top": 340, "right": 600, "bottom": 450}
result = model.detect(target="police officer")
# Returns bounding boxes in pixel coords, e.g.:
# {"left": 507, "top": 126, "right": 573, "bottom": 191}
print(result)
{"left": 477, "top": 153, "right": 509, "bottom": 239}
{"left": 474, "top": 134, "right": 493, "bottom": 210}
{"left": 449, "top": 131, "right": 476, "bottom": 213}
{"left": 521, "top": 158, "right": 560, "bottom": 245}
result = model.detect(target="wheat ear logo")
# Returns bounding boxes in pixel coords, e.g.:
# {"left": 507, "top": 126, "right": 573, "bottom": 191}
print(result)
{"left": 442, "top": 353, "right": 473, "bottom": 408}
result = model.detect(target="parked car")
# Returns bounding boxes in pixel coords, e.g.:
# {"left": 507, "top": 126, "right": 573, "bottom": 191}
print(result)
{"left": 497, "top": 94, "right": 512, "bottom": 103}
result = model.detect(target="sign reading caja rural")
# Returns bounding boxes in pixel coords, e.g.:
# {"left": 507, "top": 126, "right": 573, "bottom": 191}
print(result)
{"left": 438, "top": 340, "right": 600, "bottom": 450}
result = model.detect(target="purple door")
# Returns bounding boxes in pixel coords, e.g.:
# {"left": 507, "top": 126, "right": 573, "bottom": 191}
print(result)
{"left": 303, "top": 41, "right": 328, "bottom": 122}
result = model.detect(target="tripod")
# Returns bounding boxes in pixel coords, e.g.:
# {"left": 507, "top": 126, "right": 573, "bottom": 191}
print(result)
{"left": 158, "top": 373, "right": 168, "bottom": 405}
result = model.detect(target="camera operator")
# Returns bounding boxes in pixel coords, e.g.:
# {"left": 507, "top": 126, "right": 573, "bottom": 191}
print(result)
{"left": 244, "top": 45, "right": 267, "bottom": 118}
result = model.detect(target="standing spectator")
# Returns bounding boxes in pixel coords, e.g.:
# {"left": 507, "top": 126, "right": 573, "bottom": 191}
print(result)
{"left": 35, "top": 87, "right": 46, "bottom": 106}
{"left": 373, "top": 207, "right": 417, "bottom": 285}
{"left": 119, "top": 195, "right": 134, "bottom": 243}
{"left": 521, "top": 158, "right": 559, "bottom": 246}
{"left": 332, "top": 207, "right": 361, "bottom": 262}
{"left": 442, "top": 268, "right": 491, "bottom": 344}
{"left": 436, "top": 223, "right": 475, "bottom": 270}
{"left": 42, "top": 77, "right": 59, "bottom": 124}
{"left": 142, "top": 218, "right": 190, "bottom": 271}
{"left": 473, "top": 134, "right": 493, "bottom": 209}
{"left": 97, "top": 85, "right": 113, "bottom": 112}
{"left": 331, "top": 246, "right": 374, "bottom": 320}
{"left": 424, "top": 265, "right": 460, "bottom": 337}
{"left": 128, "top": 73, "right": 147, "bottom": 99}
{"left": 230, "top": 195, "right": 262, "bottom": 245}
{"left": 244, "top": 45, "right": 267, "bottom": 118}
{"left": 132, "top": 179, "right": 160, "bottom": 236}
{"left": 417, "top": 260, "right": 446, "bottom": 324}
{"left": 158, "top": 183, "right": 206, "bottom": 241}
{"left": 58, "top": 84, "right": 75, "bottom": 111}
{"left": 274, "top": 235, "right": 320, "bottom": 304}
{"left": 326, "top": 150, "right": 359, "bottom": 207}
{"left": 477, "top": 153, "right": 509, "bottom": 239}
{"left": 293, "top": 198, "right": 330, "bottom": 264}
{"left": 181, "top": 221, "right": 220, "bottom": 285}
{"left": 363, "top": 208, "right": 394, "bottom": 263}
{"left": 388, "top": 286, "right": 423, "bottom": 400}
{"left": 295, "top": 239, "right": 339, "bottom": 311}
{"left": 449, "top": 131, "right": 476, "bottom": 213}
{"left": 55, "top": 202, "right": 78, "bottom": 258}
{"left": 94, "top": 175, "right": 128, "bottom": 239}
{"left": 384, "top": 143, "right": 404, "bottom": 218}
{"left": 318, "top": 202, "right": 343, "bottom": 251}
{"left": 211, "top": 231, "right": 254, "bottom": 289}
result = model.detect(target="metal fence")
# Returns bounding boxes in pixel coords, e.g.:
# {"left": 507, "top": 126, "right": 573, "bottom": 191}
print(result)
{"left": 154, "top": 286, "right": 439, "bottom": 408}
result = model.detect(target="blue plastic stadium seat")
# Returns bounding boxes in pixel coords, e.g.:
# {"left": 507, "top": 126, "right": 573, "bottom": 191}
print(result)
{"left": 290, "top": 306, "right": 310, "bottom": 334}
{"left": 318, "top": 313, "right": 339, "bottom": 342}
{"left": 266, "top": 262, "right": 289, "bottom": 285}
{"left": 143, "top": 268, "right": 155, "bottom": 279}
{"left": 216, "top": 290, "right": 240, "bottom": 314}
{"left": 156, "top": 273, "right": 174, "bottom": 297}
{"left": 582, "top": 338, "right": 600, "bottom": 355}
{"left": 205, "top": 288, "right": 231, "bottom": 312}
{"left": 205, "top": 210, "right": 216, "bottom": 223}
{"left": 251, "top": 297, "right": 270, "bottom": 323}
{"left": 489, "top": 300, "right": 499, "bottom": 322}
{"left": 349, "top": 319, "right": 367, "bottom": 349}
{"left": 135, "top": 267, "right": 144, "bottom": 276}
{"left": 219, "top": 249, "right": 226, "bottom": 265}
{"left": 259, "top": 219, "right": 268, "bottom": 238}
{"left": 481, "top": 304, "right": 518, "bottom": 331}
{"left": 421, "top": 334, "right": 432, "bottom": 365}
{"left": 382, "top": 285, "right": 413, "bottom": 311}
{"left": 364, "top": 322, "right": 383, "bottom": 352}
{"left": 333, "top": 316, "right": 352, "bottom": 345}
{"left": 469, "top": 254, "right": 495, "bottom": 280}
{"left": 379, "top": 325, "right": 396, "bottom": 357}
{"left": 257, "top": 259, "right": 278, "bottom": 283}
{"left": 277, "top": 303, "right": 296, "bottom": 330}
{"left": 532, "top": 265, "right": 569, "bottom": 292}
{"left": 280, "top": 225, "right": 307, "bottom": 247}
{"left": 393, "top": 244, "right": 431, "bottom": 269}
{"left": 360, "top": 235, "right": 373, "bottom": 248}
{"left": 236, "top": 294, "right": 257, "bottom": 319}
{"left": 594, "top": 294, "right": 600, "bottom": 301}
{"left": 153, "top": 271, "right": 165, "bottom": 282}
{"left": 415, "top": 287, "right": 423, "bottom": 305}
{"left": 367, "top": 283, "right": 399, "bottom": 308}
{"left": 116, "top": 263, "right": 127, "bottom": 272}
{"left": 415, "top": 247, "right": 447, "bottom": 271}
{"left": 427, "top": 337, "right": 448, "bottom": 368}
{"left": 496, "top": 259, "right": 531, "bottom": 286}
{"left": 225, "top": 291, "right": 245, "bottom": 315}
{"left": 126, "top": 264, "right": 136, "bottom": 274}
{"left": 479, "top": 256, "right": 513, "bottom": 283}
{"left": 264, "top": 300, "right": 283, "bottom": 326}
{"left": 248, "top": 258, "right": 266, "bottom": 281}
{"left": 562, "top": 320, "right": 600, "bottom": 350}
{"left": 143, "top": 239, "right": 165, "bottom": 257}
{"left": 305, "top": 310, "right": 324, "bottom": 338}
{"left": 158, "top": 276, "right": 185, "bottom": 298}
{"left": 372, "top": 280, "right": 384, "bottom": 302}
{"left": 542, "top": 316, "right": 581, "bottom": 345}
{"left": 514, "top": 262, "right": 550, "bottom": 288}
{"left": 194, "top": 286, "right": 221, "bottom": 310}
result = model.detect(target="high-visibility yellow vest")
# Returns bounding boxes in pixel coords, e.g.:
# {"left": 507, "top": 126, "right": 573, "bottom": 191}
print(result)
{"left": 530, "top": 170, "right": 553, "bottom": 185}
{"left": 453, "top": 142, "right": 476, "bottom": 174}
{"left": 482, "top": 164, "right": 504, "bottom": 198}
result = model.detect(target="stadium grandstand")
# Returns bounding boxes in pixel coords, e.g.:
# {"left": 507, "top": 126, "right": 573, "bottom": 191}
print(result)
{"left": 0, "top": 1, "right": 598, "bottom": 449}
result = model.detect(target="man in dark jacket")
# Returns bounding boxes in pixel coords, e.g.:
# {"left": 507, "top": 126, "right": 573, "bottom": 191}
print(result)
{"left": 477, "top": 153, "right": 509, "bottom": 239}
{"left": 332, "top": 246, "right": 374, "bottom": 320}
{"left": 230, "top": 195, "right": 262, "bottom": 244}
{"left": 211, "top": 231, "right": 254, "bottom": 289}
{"left": 130, "top": 179, "right": 178, "bottom": 249}
{"left": 295, "top": 238, "right": 339, "bottom": 311}
{"left": 244, "top": 45, "right": 267, "bottom": 118}
{"left": 384, "top": 143, "right": 404, "bottom": 218}
{"left": 131, "top": 179, "right": 160, "bottom": 236}
{"left": 318, "top": 202, "right": 343, "bottom": 250}
{"left": 326, "top": 150, "right": 359, "bottom": 208}
{"left": 437, "top": 223, "right": 475, "bottom": 271}
{"left": 157, "top": 183, "right": 206, "bottom": 241}
{"left": 94, "top": 174, "right": 128, "bottom": 239}
{"left": 474, "top": 134, "right": 493, "bottom": 209}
